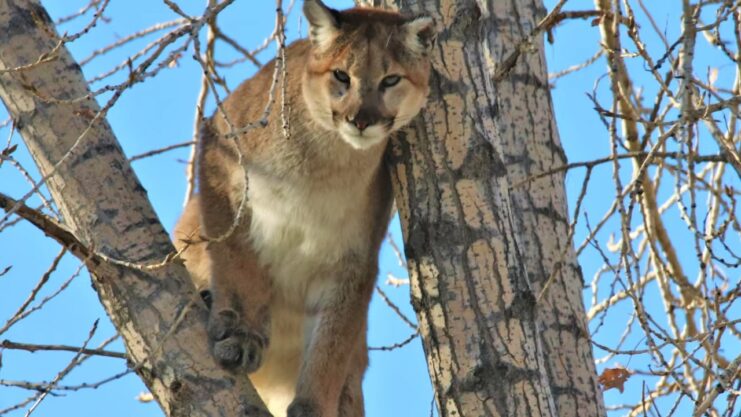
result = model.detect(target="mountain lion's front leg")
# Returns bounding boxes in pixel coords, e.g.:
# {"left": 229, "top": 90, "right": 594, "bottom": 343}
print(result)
{"left": 287, "top": 256, "right": 375, "bottom": 417}
{"left": 205, "top": 235, "right": 272, "bottom": 373}
{"left": 196, "top": 121, "right": 273, "bottom": 373}
{"left": 337, "top": 338, "right": 368, "bottom": 417}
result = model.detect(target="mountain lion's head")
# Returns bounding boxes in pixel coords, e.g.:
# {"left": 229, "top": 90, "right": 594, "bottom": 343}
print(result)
{"left": 302, "top": 0, "right": 434, "bottom": 150}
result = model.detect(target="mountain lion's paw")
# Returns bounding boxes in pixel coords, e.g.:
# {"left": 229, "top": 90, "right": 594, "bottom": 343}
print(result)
{"left": 207, "top": 308, "right": 266, "bottom": 372}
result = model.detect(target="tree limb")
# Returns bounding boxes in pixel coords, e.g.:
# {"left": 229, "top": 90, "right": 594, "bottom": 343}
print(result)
{"left": 0, "top": 1, "right": 265, "bottom": 415}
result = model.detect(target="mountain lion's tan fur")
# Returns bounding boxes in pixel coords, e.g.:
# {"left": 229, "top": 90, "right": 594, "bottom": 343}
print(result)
{"left": 174, "top": 2, "right": 432, "bottom": 416}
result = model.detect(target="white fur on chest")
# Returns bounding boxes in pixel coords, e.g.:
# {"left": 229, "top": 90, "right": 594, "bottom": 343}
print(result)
{"left": 246, "top": 170, "right": 371, "bottom": 303}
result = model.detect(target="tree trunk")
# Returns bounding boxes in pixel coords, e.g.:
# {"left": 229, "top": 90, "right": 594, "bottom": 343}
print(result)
{"left": 371, "top": 0, "right": 608, "bottom": 416}
{"left": 0, "top": 1, "right": 265, "bottom": 416}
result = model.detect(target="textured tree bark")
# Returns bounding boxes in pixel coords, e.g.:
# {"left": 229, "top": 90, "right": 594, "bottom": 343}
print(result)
{"left": 368, "top": 0, "right": 608, "bottom": 416}
{"left": 0, "top": 1, "right": 265, "bottom": 416}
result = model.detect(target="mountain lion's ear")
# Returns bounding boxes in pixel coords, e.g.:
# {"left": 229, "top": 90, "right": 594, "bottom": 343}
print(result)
{"left": 402, "top": 16, "right": 435, "bottom": 55}
{"left": 304, "top": 0, "right": 341, "bottom": 48}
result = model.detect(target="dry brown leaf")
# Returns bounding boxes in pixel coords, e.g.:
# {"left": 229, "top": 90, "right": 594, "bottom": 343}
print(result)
{"left": 598, "top": 367, "right": 632, "bottom": 393}
{"left": 1, "top": 144, "right": 17, "bottom": 157}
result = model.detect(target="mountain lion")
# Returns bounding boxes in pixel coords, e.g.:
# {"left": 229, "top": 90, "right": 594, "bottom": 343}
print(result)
{"left": 174, "top": 1, "right": 433, "bottom": 416}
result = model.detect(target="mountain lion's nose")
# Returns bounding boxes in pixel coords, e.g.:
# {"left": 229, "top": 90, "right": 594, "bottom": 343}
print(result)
{"left": 347, "top": 108, "right": 378, "bottom": 132}
{"left": 347, "top": 115, "right": 369, "bottom": 131}
{"left": 348, "top": 117, "right": 368, "bottom": 131}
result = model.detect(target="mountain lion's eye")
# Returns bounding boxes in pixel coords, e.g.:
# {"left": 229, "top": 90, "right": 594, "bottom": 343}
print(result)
{"left": 380, "top": 75, "right": 401, "bottom": 89}
{"left": 333, "top": 70, "right": 351, "bottom": 84}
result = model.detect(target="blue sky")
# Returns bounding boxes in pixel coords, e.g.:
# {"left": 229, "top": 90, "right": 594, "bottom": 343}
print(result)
{"left": 1, "top": 1, "right": 738, "bottom": 417}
